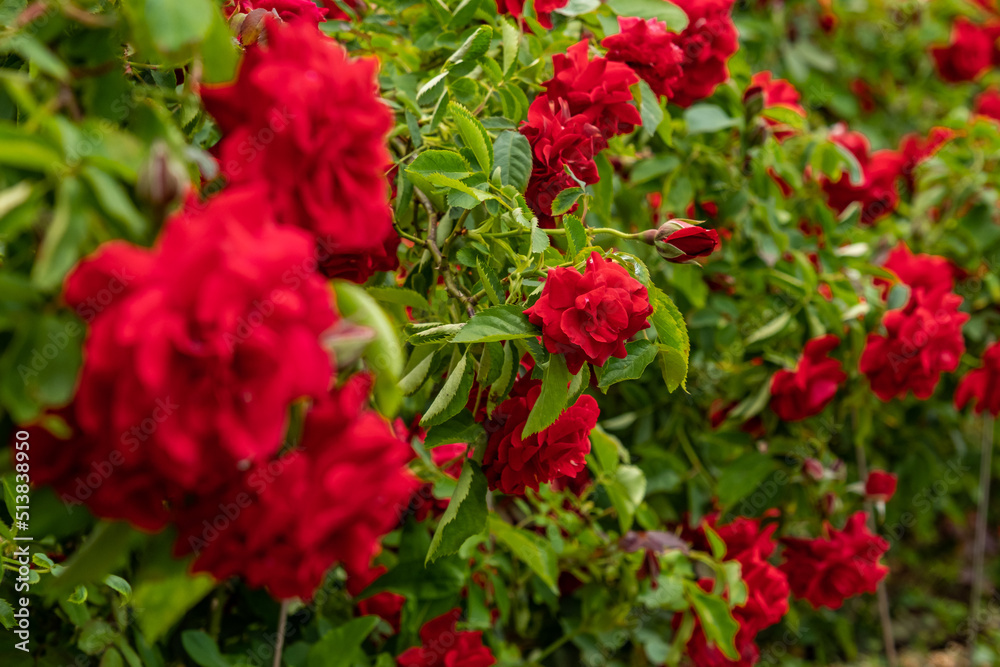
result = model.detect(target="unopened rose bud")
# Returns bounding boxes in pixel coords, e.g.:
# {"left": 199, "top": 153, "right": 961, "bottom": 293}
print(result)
{"left": 743, "top": 85, "right": 765, "bottom": 119}
{"left": 803, "top": 458, "right": 824, "bottom": 481}
{"left": 647, "top": 219, "right": 721, "bottom": 263}
{"left": 136, "top": 141, "right": 188, "bottom": 208}
{"left": 864, "top": 469, "right": 897, "bottom": 502}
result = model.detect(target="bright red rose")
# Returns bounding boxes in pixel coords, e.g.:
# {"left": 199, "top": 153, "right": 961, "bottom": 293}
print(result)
{"left": 898, "top": 127, "right": 957, "bottom": 191}
{"left": 44, "top": 189, "right": 337, "bottom": 531}
{"left": 482, "top": 380, "right": 599, "bottom": 495}
{"left": 877, "top": 242, "right": 956, "bottom": 302}
{"left": 975, "top": 88, "right": 1000, "bottom": 122}
{"left": 749, "top": 71, "right": 805, "bottom": 140}
{"left": 201, "top": 19, "right": 398, "bottom": 282}
{"left": 930, "top": 18, "right": 1000, "bottom": 82}
{"left": 820, "top": 124, "right": 905, "bottom": 225}
{"left": 177, "top": 378, "right": 417, "bottom": 599}
{"left": 347, "top": 565, "right": 405, "bottom": 633}
{"left": 494, "top": 0, "right": 569, "bottom": 29}
{"left": 779, "top": 511, "right": 889, "bottom": 610}
{"left": 543, "top": 41, "right": 642, "bottom": 138}
{"left": 955, "top": 342, "right": 1000, "bottom": 417}
{"left": 865, "top": 470, "right": 898, "bottom": 502}
{"left": 649, "top": 220, "right": 721, "bottom": 263}
{"left": 397, "top": 608, "right": 496, "bottom": 667}
{"left": 602, "top": 17, "right": 685, "bottom": 99}
{"left": 319, "top": 0, "right": 366, "bottom": 21}
{"left": 669, "top": 0, "right": 740, "bottom": 108}
{"left": 525, "top": 252, "right": 653, "bottom": 373}
{"left": 860, "top": 285, "right": 968, "bottom": 401}
{"left": 229, "top": 0, "right": 329, "bottom": 24}
{"left": 769, "top": 335, "right": 847, "bottom": 422}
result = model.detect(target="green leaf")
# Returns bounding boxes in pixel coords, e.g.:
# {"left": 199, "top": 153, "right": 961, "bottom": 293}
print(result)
{"left": 649, "top": 288, "right": 689, "bottom": 392}
{"left": 31, "top": 177, "right": 91, "bottom": 293}
{"left": 489, "top": 341, "right": 517, "bottom": 409}
{"left": 423, "top": 172, "right": 495, "bottom": 206}
{"left": 181, "top": 631, "right": 230, "bottom": 667}
{"left": 449, "top": 102, "right": 493, "bottom": 173}
{"left": 307, "top": 617, "right": 380, "bottom": 667}
{"left": 200, "top": 10, "right": 240, "bottom": 83}
{"left": 0, "top": 123, "right": 63, "bottom": 172}
{"left": 123, "top": 0, "right": 215, "bottom": 61}
{"left": 568, "top": 362, "right": 590, "bottom": 405}
{"left": 563, "top": 214, "right": 588, "bottom": 258}
{"left": 68, "top": 585, "right": 89, "bottom": 604}
{"left": 530, "top": 218, "right": 551, "bottom": 254}
{"left": 446, "top": 25, "right": 493, "bottom": 68}
{"left": 588, "top": 425, "right": 623, "bottom": 474}
{"left": 685, "top": 583, "right": 740, "bottom": 660}
{"left": 366, "top": 286, "right": 429, "bottom": 310}
{"left": 46, "top": 522, "right": 135, "bottom": 600}
{"left": 421, "top": 353, "right": 474, "bottom": 426}
{"left": 488, "top": 516, "right": 559, "bottom": 593}
{"left": 0, "top": 599, "right": 12, "bottom": 630}
{"left": 103, "top": 575, "right": 133, "bottom": 603}
{"left": 409, "top": 322, "right": 464, "bottom": 345}
{"left": 417, "top": 71, "right": 449, "bottom": 106}
{"left": 522, "top": 354, "right": 570, "bottom": 438}
{"left": 131, "top": 546, "right": 215, "bottom": 642}
{"left": 451, "top": 305, "right": 538, "bottom": 343}
{"left": 100, "top": 647, "right": 126, "bottom": 667}
{"left": 760, "top": 106, "right": 805, "bottom": 130}
{"left": 492, "top": 131, "right": 532, "bottom": 191}
{"left": 638, "top": 80, "right": 663, "bottom": 137}
{"left": 408, "top": 150, "right": 474, "bottom": 179}
{"left": 683, "top": 104, "right": 740, "bottom": 134}
{"left": 596, "top": 339, "right": 658, "bottom": 390}
{"left": 716, "top": 454, "right": 779, "bottom": 512}
{"left": 426, "top": 460, "right": 489, "bottom": 563}
{"left": 745, "top": 310, "right": 793, "bottom": 345}
{"left": 476, "top": 259, "right": 505, "bottom": 307}
{"left": 5, "top": 34, "right": 70, "bottom": 82}
{"left": 657, "top": 346, "right": 688, "bottom": 394}
{"left": 501, "top": 18, "right": 520, "bottom": 75}
{"left": 702, "top": 523, "right": 727, "bottom": 560}
{"left": 400, "top": 346, "right": 437, "bottom": 396}
{"left": 727, "top": 378, "right": 773, "bottom": 422}
{"left": 81, "top": 166, "right": 147, "bottom": 240}
{"left": 424, "top": 411, "right": 484, "bottom": 449}
{"left": 605, "top": 465, "right": 646, "bottom": 532}
{"left": 605, "top": 0, "right": 688, "bottom": 30}
{"left": 551, "top": 187, "right": 584, "bottom": 216}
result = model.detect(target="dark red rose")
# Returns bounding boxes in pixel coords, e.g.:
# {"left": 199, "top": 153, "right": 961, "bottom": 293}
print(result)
{"left": 956, "top": 342, "right": 1000, "bottom": 417}
{"left": 602, "top": 17, "right": 685, "bottom": 99}
{"left": 346, "top": 565, "right": 405, "bottom": 633}
{"left": 669, "top": 0, "right": 740, "bottom": 108}
{"left": 397, "top": 608, "right": 496, "bottom": 667}
{"left": 865, "top": 470, "right": 898, "bottom": 502}
{"left": 769, "top": 335, "right": 847, "bottom": 422}
{"left": 898, "top": 127, "right": 957, "bottom": 191}
{"left": 779, "top": 511, "right": 889, "bottom": 610}
{"left": 930, "top": 18, "right": 1000, "bottom": 82}
{"left": 176, "top": 377, "right": 417, "bottom": 599}
{"left": 975, "top": 88, "right": 1000, "bottom": 122}
{"left": 495, "top": 0, "right": 569, "bottom": 29}
{"left": 649, "top": 220, "right": 721, "bottom": 263}
{"left": 543, "top": 41, "right": 641, "bottom": 138}
{"left": 525, "top": 252, "right": 653, "bottom": 373}
{"left": 201, "top": 19, "right": 397, "bottom": 282}
{"left": 749, "top": 71, "right": 805, "bottom": 140}
{"left": 860, "top": 280, "right": 968, "bottom": 401}
{"left": 229, "top": 0, "right": 328, "bottom": 24}
{"left": 875, "top": 242, "right": 956, "bottom": 302}
{"left": 319, "top": 0, "right": 366, "bottom": 20}
{"left": 820, "top": 124, "right": 905, "bottom": 225}
{"left": 482, "top": 380, "right": 599, "bottom": 495}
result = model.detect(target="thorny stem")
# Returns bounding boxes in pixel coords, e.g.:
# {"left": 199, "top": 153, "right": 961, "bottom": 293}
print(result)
{"left": 970, "top": 414, "right": 995, "bottom": 660}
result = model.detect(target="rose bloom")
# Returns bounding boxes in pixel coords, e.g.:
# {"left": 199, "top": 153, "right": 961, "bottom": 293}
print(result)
{"left": 602, "top": 17, "right": 685, "bottom": 99}
{"left": 482, "top": 379, "right": 599, "bottom": 495}
{"left": 669, "top": 0, "right": 740, "bottom": 107}
{"left": 650, "top": 220, "right": 721, "bottom": 263}
{"left": 930, "top": 18, "right": 1000, "bottom": 82}
{"left": 865, "top": 470, "right": 898, "bottom": 502}
{"left": 860, "top": 285, "right": 968, "bottom": 401}
{"left": 346, "top": 565, "right": 405, "bottom": 633}
{"left": 495, "top": 0, "right": 569, "bottom": 29}
{"left": 974, "top": 89, "right": 1000, "bottom": 122}
{"left": 525, "top": 252, "right": 653, "bottom": 373}
{"left": 175, "top": 376, "right": 418, "bottom": 600}
{"left": 320, "top": 0, "right": 366, "bottom": 21}
{"left": 39, "top": 189, "right": 336, "bottom": 531}
{"left": 227, "top": 0, "right": 328, "bottom": 24}
{"left": 769, "top": 335, "right": 847, "bottom": 422}
{"left": 543, "top": 41, "right": 641, "bottom": 139}
{"left": 201, "top": 19, "right": 398, "bottom": 282}
{"left": 779, "top": 511, "right": 889, "bottom": 610}
{"left": 820, "top": 124, "right": 905, "bottom": 225}
{"left": 876, "top": 242, "right": 956, "bottom": 302}
{"left": 898, "top": 127, "right": 956, "bottom": 191}
{"left": 955, "top": 342, "right": 1000, "bottom": 417}
{"left": 748, "top": 71, "right": 805, "bottom": 141}
{"left": 397, "top": 608, "right": 496, "bottom": 667}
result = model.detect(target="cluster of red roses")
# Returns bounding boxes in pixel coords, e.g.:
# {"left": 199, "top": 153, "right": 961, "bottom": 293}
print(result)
{"left": 680, "top": 511, "right": 888, "bottom": 666}
{"left": 930, "top": 7, "right": 1000, "bottom": 83}
{"left": 519, "top": 0, "right": 738, "bottom": 223}
{"left": 34, "top": 17, "right": 417, "bottom": 601}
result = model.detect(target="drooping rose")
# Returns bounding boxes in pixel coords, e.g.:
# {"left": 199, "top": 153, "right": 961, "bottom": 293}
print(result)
{"left": 397, "top": 608, "right": 496, "bottom": 667}
{"left": 779, "top": 511, "right": 889, "bottom": 610}
{"left": 820, "top": 124, "right": 905, "bottom": 225}
{"left": 930, "top": 18, "right": 1000, "bottom": 82}
{"left": 769, "top": 335, "right": 847, "bottom": 422}
{"left": 525, "top": 252, "right": 653, "bottom": 373}
{"left": 201, "top": 18, "right": 398, "bottom": 282}
{"left": 602, "top": 17, "right": 685, "bottom": 99}
{"left": 955, "top": 342, "right": 1000, "bottom": 417}
{"left": 482, "top": 380, "right": 599, "bottom": 495}
{"left": 669, "top": 0, "right": 740, "bottom": 108}
{"left": 865, "top": 470, "right": 898, "bottom": 502}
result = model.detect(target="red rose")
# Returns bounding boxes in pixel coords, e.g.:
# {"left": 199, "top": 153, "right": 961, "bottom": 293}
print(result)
{"left": 955, "top": 342, "right": 1000, "bottom": 417}
{"left": 820, "top": 124, "right": 905, "bottom": 225}
{"left": 397, "top": 608, "right": 496, "bottom": 667}
{"left": 865, "top": 470, "right": 898, "bottom": 502}
{"left": 543, "top": 41, "right": 642, "bottom": 139}
{"left": 320, "top": 0, "right": 366, "bottom": 21}
{"left": 860, "top": 285, "right": 968, "bottom": 401}
{"left": 669, "top": 0, "right": 740, "bottom": 108}
{"left": 602, "top": 17, "right": 685, "bottom": 99}
{"left": 875, "top": 242, "right": 956, "bottom": 302}
{"left": 347, "top": 565, "right": 405, "bottom": 633}
{"left": 482, "top": 380, "right": 599, "bottom": 495}
{"left": 748, "top": 71, "right": 805, "bottom": 140}
{"left": 779, "top": 511, "right": 889, "bottom": 610}
{"left": 975, "top": 88, "right": 1000, "bottom": 122}
{"left": 930, "top": 18, "right": 1000, "bottom": 82}
{"left": 201, "top": 19, "right": 398, "bottom": 282}
{"left": 525, "top": 252, "right": 653, "bottom": 373}
{"left": 898, "top": 127, "right": 956, "bottom": 191}
{"left": 769, "top": 335, "right": 847, "bottom": 422}
{"left": 229, "top": 0, "right": 329, "bottom": 24}
{"left": 650, "top": 220, "right": 721, "bottom": 263}
{"left": 42, "top": 189, "right": 337, "bottom": 531}
{"left": 495, "top": 0, "right": 569, "bottom": 29}
{"left": 177, "top": 377, "right": 417, "bottom": 599}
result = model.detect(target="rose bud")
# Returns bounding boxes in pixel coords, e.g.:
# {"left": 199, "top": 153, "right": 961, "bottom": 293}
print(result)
{"left": 865, "top": 469, "right": 897, "bottom": 502}
{"left": 803, "top": 458, "right": 824, "bottom": 481}
{"left": 136, "top": 141, "right": 188, "bottom": 208}
{"left": 642, "top": 219, "right": 721, "bottom": 263}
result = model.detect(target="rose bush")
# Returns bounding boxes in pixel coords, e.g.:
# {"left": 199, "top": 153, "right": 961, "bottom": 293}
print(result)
{"left": 1, "top": 0, "right": 999, "bottom": 665}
